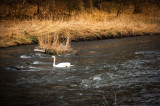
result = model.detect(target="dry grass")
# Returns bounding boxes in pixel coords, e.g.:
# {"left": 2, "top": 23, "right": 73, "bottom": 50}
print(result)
{"left": 38, "top": 33, "right": 71, "bottom": 55}
{"left": 0, "top": 8, "right": 160, "bottom": 54}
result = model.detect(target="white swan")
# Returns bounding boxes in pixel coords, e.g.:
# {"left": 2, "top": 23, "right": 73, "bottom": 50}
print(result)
{"left": 52, "top": 56, "right": 73, "bottom": 68}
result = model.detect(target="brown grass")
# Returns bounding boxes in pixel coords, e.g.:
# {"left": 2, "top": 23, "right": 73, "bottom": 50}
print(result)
{"left": 38, "top": 32, "right": 71, "bottom": 55}
{"left": 0, "top": 7, "right": 160, "bottom": 54}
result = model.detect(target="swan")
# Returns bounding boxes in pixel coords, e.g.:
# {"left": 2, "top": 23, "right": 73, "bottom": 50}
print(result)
{"left": 52, "top": 56, "right": 73, "bottom": 68}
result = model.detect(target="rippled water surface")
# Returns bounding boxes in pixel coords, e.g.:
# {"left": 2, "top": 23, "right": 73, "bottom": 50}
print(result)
{"left": 0, "top": 35, "right": 160, "bottom": 105}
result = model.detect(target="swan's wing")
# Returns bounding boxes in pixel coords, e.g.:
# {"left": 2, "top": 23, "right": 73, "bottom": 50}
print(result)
{"left": 56, "top": 62, "right": 73, "bottom": 67}
{"left": 58, "top": 62, "right": 71, "bottom": 66}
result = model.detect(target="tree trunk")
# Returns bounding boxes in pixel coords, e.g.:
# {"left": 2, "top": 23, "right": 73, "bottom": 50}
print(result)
{"left": 88, "top": 0, "right": 93, "bottom": 9}
{"left": 116, "top": 0, "right": 126, "bottom": 17}
{"left": 37, "top": 1, "right": 40, "bottom": 15}
{"left": 98, "top": 0, "right": 102, "bottom": 10}
{"left": 50, "top": 0, "right": 55, "bottom": 12}
{"left": 133, "top": 0, "right": 142, "bottom": 14}
{"left": 116, "top": 2, "right": 122, "bottom": 17}
{"left": 79, "top": 0, "right": 84, "bottom": 11}
{"left": 67, "top": 0, "right": 71, "bottom": 16}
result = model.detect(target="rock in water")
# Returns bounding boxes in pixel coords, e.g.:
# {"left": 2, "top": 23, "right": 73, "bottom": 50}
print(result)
{"left": 34, "top": 46, "right": 45, "bottom": 53}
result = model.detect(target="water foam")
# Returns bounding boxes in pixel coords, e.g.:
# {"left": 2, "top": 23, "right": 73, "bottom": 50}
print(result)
{"left": 20, "top": 55, "right": 32, "bottom": 59}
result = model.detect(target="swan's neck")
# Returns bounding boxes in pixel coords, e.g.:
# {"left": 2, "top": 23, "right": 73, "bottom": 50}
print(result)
{"left": 53, "top": 57, "right": 56, "bottom": 66}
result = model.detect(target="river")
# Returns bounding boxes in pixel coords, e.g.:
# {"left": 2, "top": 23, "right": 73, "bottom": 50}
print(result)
{"left": 0, "top": 35, "right": 160, "bottom": 105}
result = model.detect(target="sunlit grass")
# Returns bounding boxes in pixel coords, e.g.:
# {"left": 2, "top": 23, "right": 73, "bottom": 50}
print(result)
{"left": 0, "top": 8, "right": 160, "bottom": 54}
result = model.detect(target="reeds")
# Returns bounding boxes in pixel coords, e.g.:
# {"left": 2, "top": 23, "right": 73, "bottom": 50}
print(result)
{"left": 38, "top": 32, "right": 71, "bottom": 55}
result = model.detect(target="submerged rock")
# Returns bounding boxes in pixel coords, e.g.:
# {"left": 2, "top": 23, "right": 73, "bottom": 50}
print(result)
{"left": 34, "top": 46, "right": 45, "bottom": 53}
{"left": 34, "top": 46, "right": 57, "bottom": 55}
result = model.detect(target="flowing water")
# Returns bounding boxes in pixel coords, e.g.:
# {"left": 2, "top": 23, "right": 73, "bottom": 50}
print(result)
{"left": 0, "top": 35, "right": 160, "bottom": 105}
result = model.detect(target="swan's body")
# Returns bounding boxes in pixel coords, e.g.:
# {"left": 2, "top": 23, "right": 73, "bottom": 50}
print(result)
{"left": 52, "top": 56, "right": 73, "bottom": 68}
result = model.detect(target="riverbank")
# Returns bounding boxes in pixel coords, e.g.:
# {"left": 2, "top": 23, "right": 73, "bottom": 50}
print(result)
{"left": 0, "top": 9, "right": 160, "bottom": 54}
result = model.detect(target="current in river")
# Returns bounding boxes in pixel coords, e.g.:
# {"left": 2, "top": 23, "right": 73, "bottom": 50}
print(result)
{"left": 0, "top": 35, "right": 160, "bottom": 105}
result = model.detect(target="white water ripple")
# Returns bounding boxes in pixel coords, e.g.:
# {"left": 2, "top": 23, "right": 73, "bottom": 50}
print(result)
{"left": 20, "top": 55, "right": 32, "bottom": 59}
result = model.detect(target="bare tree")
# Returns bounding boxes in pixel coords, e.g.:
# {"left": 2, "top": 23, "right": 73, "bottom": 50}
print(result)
{"left": 116, "top": 0, "right": 126, "bottom": 17}
{"left": 133, "top": 0, "right": 142, "bottom": 14}
{"left": 49, "top": 0, "right": 55, "bottom": 13}
{"left": 88, "top": 0, "right": 93, "bottom": 9}
{"left": 78, "top": 0, "right": 84, "bottom": 11}
{"left": 98, "top": 0, "right": 102, "bottom": 9}
{"left": 65, "top": 0, "right": 75, "bottom": 16}
{"left": 36, "top": 1, "right": 40, "bottom": 15}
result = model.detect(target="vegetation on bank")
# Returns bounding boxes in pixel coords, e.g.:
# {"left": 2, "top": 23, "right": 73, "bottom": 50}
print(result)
{"left": 0, "top": 0, "right": 160, "bottom": 54}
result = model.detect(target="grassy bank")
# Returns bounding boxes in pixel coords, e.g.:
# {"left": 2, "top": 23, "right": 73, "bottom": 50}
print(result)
{"left": 0, "top": 7, "right": 160, "bottom": 54}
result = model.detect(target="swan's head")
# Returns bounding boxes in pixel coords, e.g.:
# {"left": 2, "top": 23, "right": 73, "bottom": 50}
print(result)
{"left": 51, "top": 56, "right": 55, "bottom": 58}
